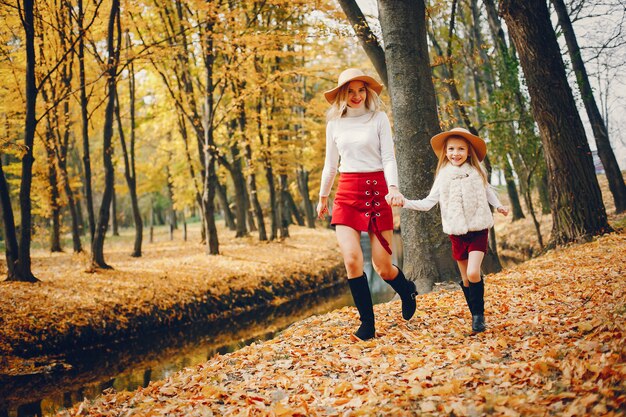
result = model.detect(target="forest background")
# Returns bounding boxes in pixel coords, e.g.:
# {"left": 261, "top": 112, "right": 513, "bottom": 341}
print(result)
{"left": 1, "top": 0, "right": 626, "bottom": 285}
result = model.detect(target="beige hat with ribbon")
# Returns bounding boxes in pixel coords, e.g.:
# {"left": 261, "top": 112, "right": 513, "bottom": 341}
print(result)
{"left": 323, "top": 68, "right": 384, "bottom": 104}
{"left": 430, "top": 127, "right": 487, "bottom": 161}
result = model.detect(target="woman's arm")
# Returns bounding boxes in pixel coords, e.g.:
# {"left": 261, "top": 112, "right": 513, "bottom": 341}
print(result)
{"left": 319, "top": 122, "right": 339, "bottom": 197}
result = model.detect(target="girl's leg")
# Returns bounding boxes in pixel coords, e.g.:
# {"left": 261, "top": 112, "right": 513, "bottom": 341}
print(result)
{"left": 456, "top": 259, "right": 473, "bottom": 315}
{"left": 466, "top": 250, "right": 486, "bottom": 332}
{"left": 466, "top": 251, "right": 485, "bottom": 283}
{"left": 336, "top": 225, "right": 375, "bottom": 340}
{"left": 370, "top": 230, "right": 417, "bottom": 320}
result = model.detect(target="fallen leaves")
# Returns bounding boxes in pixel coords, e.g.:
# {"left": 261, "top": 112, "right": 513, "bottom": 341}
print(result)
{"left": 57, "top": 231, "right": 626, "bottom": 416}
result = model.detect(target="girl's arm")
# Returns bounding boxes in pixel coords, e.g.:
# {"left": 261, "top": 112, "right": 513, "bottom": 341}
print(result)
{"left": 403, "top": 182, "right": 440, "bottom": 211}
{"left": 487, "top": 186, "right": 509, "bottom": 216}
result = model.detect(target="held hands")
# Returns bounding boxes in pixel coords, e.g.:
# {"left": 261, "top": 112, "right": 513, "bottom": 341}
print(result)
{"left": 497, "top": 205, "right": 510, "bottom": 216}
{"left": 385, "top": 186, "right": 405, "bottom": 207}
{"left": 317, "top": 196, "right": 329, "bottom": 219}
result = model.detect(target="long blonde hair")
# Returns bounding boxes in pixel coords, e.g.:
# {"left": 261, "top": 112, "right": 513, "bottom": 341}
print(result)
{"left": 326, "top": 83, "right": 382, "bottom": 121}
{"left": 435, "top": 136, "right": 489, "bottom": 184}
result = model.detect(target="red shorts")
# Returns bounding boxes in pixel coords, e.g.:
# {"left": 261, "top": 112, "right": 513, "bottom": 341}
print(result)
{"left": 449, "top": 229, "right": 489, "bottom": 261}
{"left": 331, "top": 171, "right": 394, "bottom": 254}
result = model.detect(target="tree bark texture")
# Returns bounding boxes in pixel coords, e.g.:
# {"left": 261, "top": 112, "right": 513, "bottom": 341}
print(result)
{"left": 378, "top": 0, "right": 458, "bottom": 292}
{"left": 500, "top": 0, "right": 612, "bottom": 245}
{"left": 551, "top": 0, "right": 626, "bottom": 213}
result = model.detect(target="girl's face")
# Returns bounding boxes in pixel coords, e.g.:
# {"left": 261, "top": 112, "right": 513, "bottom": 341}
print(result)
{"left": 445, "top": 137, "right": 469, "bottom": 166}
{"left": 346, "top": 80, "right": 367, "bottom": 108}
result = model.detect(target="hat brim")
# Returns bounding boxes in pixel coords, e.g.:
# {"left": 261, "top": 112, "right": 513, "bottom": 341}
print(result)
{"left": 323, "top": 76, "right": 384, "bottom": 104}
{"left": 430, "top": 130, "right": 487, "bottom": 162}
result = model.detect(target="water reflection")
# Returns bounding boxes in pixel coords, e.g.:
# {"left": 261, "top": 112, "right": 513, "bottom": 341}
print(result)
{"left": 1, "top": 232, "right": 403, "bottom": 417}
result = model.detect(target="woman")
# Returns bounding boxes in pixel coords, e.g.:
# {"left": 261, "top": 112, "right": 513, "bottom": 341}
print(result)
{"left": 317, "top": 68, "right": 417, "bottom": 341}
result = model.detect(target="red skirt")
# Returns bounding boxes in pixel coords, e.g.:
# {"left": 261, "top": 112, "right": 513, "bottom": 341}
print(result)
{"left": 331, "top": 171, "right": 394, "bottom": 254}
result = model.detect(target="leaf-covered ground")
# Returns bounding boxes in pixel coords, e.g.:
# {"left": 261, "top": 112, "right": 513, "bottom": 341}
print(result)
{"left": 61, "top": 231, "right": 626, "bottom": 417}
{"left": 0, "top": 225, "right": 344, "bottom": 376}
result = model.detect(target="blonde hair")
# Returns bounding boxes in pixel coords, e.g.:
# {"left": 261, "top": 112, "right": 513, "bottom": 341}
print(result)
{"left": 435, "top": 136, "right": 489, "bottom": 184}
{"left": 326, "top": 83, "right": 382, "bottom": 121}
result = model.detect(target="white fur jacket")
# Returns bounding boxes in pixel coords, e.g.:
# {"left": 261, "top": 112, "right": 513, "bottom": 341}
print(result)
{"left": 403, "top": 163, "right": 502, "bottom": 235}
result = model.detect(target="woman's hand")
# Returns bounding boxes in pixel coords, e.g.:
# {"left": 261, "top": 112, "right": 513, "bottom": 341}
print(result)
{"left": 385, "top": 186, "right": 404, "bottom": 207}
{"left": 317, "top": 196, "right": 329, "bottom": 219}
{"left": 497, "top": 205, "right": 510, "bottom": 216}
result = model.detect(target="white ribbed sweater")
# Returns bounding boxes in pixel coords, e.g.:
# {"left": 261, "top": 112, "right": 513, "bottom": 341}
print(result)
{"left": 319, "top": 107, "right": 399, "bottom": 197}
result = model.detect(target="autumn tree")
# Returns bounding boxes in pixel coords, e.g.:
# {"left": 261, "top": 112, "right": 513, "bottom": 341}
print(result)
{"left": 551, "top": 0, "right": 626, "bottom": 213}
{"left": 377, "top": 0, "right": 459, "bottom": 291}
{"left": 91, "top": 0, "right": 121, "bottom": 268}
{"left": 500, "top": 0, "right": 612, "bottom": 245}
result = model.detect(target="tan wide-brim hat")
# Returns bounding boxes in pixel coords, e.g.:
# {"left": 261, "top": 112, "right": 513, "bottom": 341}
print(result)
{"left": 430, "top": 127, "right": 487, "bottom": 162}
{"left": 323, "top": 68, "right": 384, "bottom": 104}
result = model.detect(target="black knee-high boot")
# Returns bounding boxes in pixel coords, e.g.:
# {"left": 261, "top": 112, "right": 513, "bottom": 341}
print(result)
{"left": 348, "top": 274, "right": 376, "bottom": 340}
{"left": 384, "top": 267, "right": 418, "bottom": 320}
{"left": 468, "top": 279, "right": 486, "bottom": 332}
{"left": 459, "top": 281, "right": 473, "bottom": 315}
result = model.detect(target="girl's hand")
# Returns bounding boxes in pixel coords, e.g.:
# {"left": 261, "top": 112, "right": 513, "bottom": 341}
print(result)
{"left": 385, "top": 186, "right": 404, "bottom": 207}
{"left": 497, "top": 205, "right": 510, "bottom": 216}
{"left": 317, "top": 196, "right": 329, "bottom": 219}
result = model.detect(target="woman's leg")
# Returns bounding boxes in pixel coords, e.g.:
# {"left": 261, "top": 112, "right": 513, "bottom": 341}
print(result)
{"left": 336, "top": 225, "right": 375, "bottom": 340}
{"left": 335, "top": 225, "right": 364, "bottom": 278}
{"left": 370, "top": 230, "right": 417, "bottom": 320}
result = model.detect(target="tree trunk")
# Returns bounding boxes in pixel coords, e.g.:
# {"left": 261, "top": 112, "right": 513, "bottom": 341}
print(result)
{"left": 111, "top": 183, "right": 119, "bottom": 236}
{"left": 551, "top": 0, "right": 626, "bottom": 213}
{"left": 215, "top": 180, "right": 236, "bottom": 230}
{"left": 296, "top": 166, "right": 316, "bottom": 228}
{"left": 278, "top": 174, "right": 290, "bottom": 238}
{"left": 45, "top": 127, "right": 62, "bottom": 253}
{"left": 118, "top": 32, "right": 143, "bottom": 256}
{"left": 284, "top": 184, "right": 304, "bottom": 226}
{"left": 202, "top": 19, "right": 219, "bottom": 255}
{"left": 12, "top": 0, "right": 38, "bottom": 282}
{"left": 503, "top": 157, "right": 525, "bottom": 220}
{"left": 337, "top": 0, "right": 388, "bottom": 85}
{"left": 539, "top": 170, "right": 551, "bottom": 214}
{"left": 0, "top": 158, "right": 19, "bottom": 279}
{"left": 500, "top": 0, "right": 612, "bottom": 245}
{"left": 244, "top": 147, "right": 266, "bottom": 240}
{"left": 378, "top": 0, "right": 458, "bottom": 292}
{"left": 266, "top": 166, "right": 278, "bottom": 241}
{"left": 229, "top": 140, "right": 249, "bottom": 237}
{"left": 77, "top": 0, "right": 95, "bottom": 242}
{"left": 91, "top": 0, "right": 120, "bottom": 269}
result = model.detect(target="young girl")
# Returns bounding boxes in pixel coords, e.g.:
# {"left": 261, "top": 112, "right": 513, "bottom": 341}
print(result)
{"left": 402, "top": 127, "right": 509, "bottom": 332}
{"left": 317, "top": 68, "right": 418, "bottom": 341}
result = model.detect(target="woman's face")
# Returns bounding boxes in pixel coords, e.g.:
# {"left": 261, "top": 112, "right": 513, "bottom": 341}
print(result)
{"left": 346, "top": 81, "right": 367, "bottom": 108}
{"left": 445, "top": 137, "right": 469, "bottom": 166}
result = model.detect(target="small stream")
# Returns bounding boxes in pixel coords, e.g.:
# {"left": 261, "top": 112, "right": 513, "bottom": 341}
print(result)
{"left": 1, "top": 233, "right": 402, "bottom": 417}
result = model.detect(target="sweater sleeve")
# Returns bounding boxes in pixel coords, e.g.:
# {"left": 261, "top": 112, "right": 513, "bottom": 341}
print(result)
{"left": 319, "top": 121, "right": 339, "bottom": 197}
{"left": 378, "top": 112, "right": 399, "bottom": 188}
{"left": 403, "top": 180, "right": 440, "bottom": 211}
{"left": 486, "top": 185, "right": 503, "bottom": 208}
